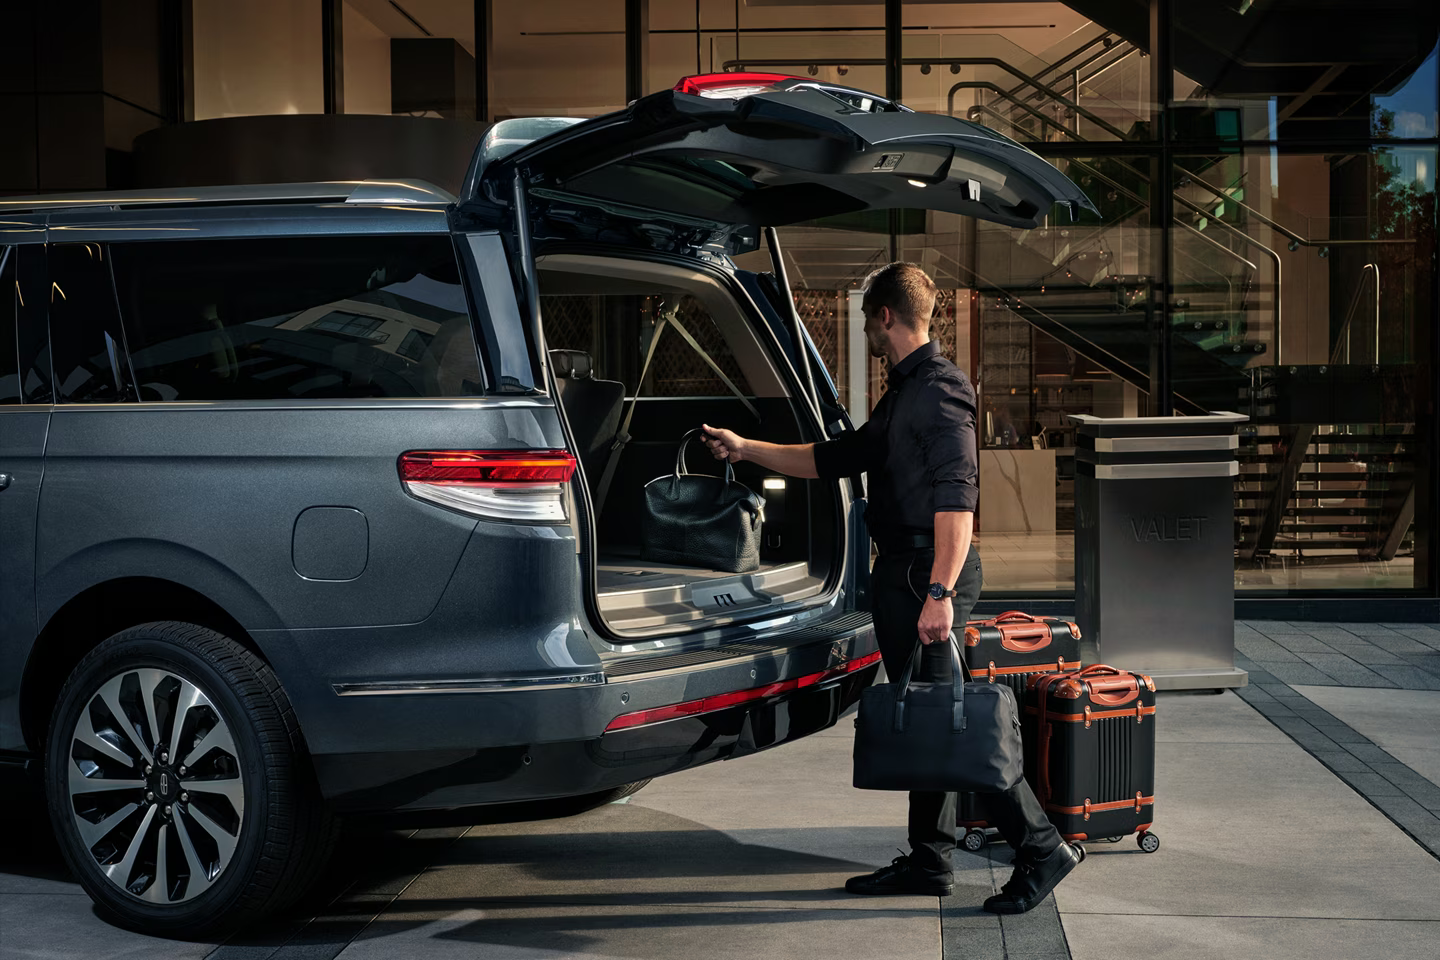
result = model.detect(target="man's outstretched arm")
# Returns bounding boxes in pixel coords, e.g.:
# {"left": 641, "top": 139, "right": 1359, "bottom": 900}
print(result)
{"left": 700, "top": 424, "right": 819, "bottom": 478}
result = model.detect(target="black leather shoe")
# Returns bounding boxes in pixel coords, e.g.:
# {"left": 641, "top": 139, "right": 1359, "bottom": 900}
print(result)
{"left": 982, "top": 842, "right": 1083, "bottom": 914}
{"left": 845, "top": 855, "right": 954, "bottom": 896}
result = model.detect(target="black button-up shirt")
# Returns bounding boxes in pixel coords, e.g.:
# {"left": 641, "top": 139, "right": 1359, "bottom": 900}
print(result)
{"left": 813, "top": 340, "right": 979, "bottom": 540}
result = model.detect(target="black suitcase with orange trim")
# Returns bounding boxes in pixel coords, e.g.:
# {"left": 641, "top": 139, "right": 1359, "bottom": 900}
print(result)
{"left": 1030, "top": 664, "right": 1160, "bottom": 853}
{"left": 956, "top": 611, "right": 1081, "bottom": 852}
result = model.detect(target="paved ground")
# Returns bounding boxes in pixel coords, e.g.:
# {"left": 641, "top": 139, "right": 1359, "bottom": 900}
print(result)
{"left": 4, "top": 621, "right": 1440, "bottom": 960}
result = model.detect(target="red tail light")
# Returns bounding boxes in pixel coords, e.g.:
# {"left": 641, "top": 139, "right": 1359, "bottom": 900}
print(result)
{"left": 605, "top": 650, "right": 883, "bottom": 731}
{"left": 399, "top": 450, "right": 576, "bottom": 484}
{"left": 674, "top": 72, "right": 802, "bottom": 99}
{"left": 400, "top": 450, "right": 577, "bottom": 522}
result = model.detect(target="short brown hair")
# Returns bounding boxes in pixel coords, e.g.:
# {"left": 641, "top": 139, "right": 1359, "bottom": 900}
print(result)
{"left": 860, "top": 262, "right": 938, "bottom": 330}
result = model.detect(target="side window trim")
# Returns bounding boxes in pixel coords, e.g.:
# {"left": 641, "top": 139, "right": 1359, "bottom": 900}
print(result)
{"left": 16, "top": 244, "right": 53, "bottom": 405}
{"left": 461, "top": 232, "right": 538, "bottom": 394}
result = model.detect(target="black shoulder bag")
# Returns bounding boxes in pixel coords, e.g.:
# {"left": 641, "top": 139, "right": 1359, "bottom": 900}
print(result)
{"left": 853, "top": 633, "right": 1025, "bottom": 794}
{"left": 640, "top": 428, "right": 766, "bottom": 573}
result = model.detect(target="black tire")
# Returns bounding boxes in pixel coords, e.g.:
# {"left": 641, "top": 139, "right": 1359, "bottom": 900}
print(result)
{"left": 45, "top": 622, "right": 333, "bottom": 937}
{"left": 1138, "top": 831, "right": 1160, "bottom": 853}
{"left": 961, "top": 829, "right": 987, "bottom": 852}
{"left": 607, "top": 779, "right": 651, "bottom": 802}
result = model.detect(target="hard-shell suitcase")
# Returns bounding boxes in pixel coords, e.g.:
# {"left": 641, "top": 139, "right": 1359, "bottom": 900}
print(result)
{"left": 956, "top": 611, "right": 1082, "bottom": 852}
{"left": 1030, "top": 664, "right": 1160, "bottom": 853}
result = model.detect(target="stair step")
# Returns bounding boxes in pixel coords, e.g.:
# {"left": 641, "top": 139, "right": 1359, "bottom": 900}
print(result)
{"left": 1235, "top": 507, "right": 1385, "bottom": 517}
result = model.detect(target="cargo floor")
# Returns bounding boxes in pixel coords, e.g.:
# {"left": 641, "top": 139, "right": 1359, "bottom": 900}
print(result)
{"left": 595, "top": 553, "right": 825, "bottom": 633}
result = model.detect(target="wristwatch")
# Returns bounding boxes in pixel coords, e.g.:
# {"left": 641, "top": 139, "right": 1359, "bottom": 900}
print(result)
{"left": 928, "top": 582, "right": 958, "bottom": 601}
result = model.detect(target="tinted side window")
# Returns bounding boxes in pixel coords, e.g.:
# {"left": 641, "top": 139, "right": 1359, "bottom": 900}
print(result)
{"left": 110, "top": 235, "right": 483, "bottom": 401}
{"left": 48, "top": 242, "right": 127, "bottom": 403}
{"left": 0, "top": 248, "right": 19, "bottom": 403}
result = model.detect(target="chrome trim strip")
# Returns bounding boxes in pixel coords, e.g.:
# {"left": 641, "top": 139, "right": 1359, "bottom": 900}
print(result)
{"left": 1091, "top": 462, "right": 1239, "bottom": 480}
{"left": 333, "top": 672, "right": 606, "bottom": 696}
{"left": 46, "top": 398, "right": 554, "bottom": 412}
{"left": 1093, "top": 435, "right": 1239, "bottom": 453}
{"left": 1069, "top": 411, "right": 1247, "bottom": 425}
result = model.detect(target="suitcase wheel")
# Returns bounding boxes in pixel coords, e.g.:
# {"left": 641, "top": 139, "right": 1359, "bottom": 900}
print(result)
{"left": 1138, "top": 831, "right": 1160, "bottom": 853}
{"left": 962, "top": 829, "right": 988, "bottom": 852}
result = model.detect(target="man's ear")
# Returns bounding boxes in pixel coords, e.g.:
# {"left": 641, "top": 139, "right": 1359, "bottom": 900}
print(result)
{"left": 880, "top": 306, "right": 897, "bottom": 331}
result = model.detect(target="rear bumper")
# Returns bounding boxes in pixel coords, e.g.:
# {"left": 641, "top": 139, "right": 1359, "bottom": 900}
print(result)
{"left": 308, "top": 615, "right": 876, "bottom": 812}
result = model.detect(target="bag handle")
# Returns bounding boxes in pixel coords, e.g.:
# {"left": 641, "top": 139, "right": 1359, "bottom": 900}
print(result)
{"left": 1077, "top": 664, "right": 1124, "bottom": 677}
{"left": 1000, "top": 628, "right": 1052, "bottom": 651}
{"left": 675, "top": 427, "right": 735, "bottom": 485}
{"left": 993, "top": 610, "right": 1040, "bottom": 623}
{"left": 892, "top": 633, "right": 967, "bottom": 734}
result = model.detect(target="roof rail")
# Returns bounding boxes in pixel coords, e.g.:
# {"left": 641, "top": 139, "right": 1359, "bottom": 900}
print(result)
{"left": 0, "top": 179, "right": 456, "bottom": 214}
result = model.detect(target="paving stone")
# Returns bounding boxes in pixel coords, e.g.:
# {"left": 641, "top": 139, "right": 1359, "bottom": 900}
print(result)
{"left": 1311, "top": 722, "right": 1373, "bottom": 745}
{"left": 1364, "top": 634, "right": 1435, "bottom": 655}
{"left": 1370, "top": 664, "right": 1440, "bottom": 691}
{"left": 1369, "top": 793, "right": 1440, "bottom": 835}
{"left": 1300, "top": 653, "right": 1395, "bottom": 687}
{"left": 1370, "top": 763, "right": 1440, "bottom": 808}
{"left": 1339, "top": 771, "right": 1408, "bottom": 797}
{"left": 1268, "top": 717, "right": 1339, "bottom": 752}
{"left": 1234, "top": 684, "right": 1275, "bottom": 704}
{"left": 1268, "top": 634, "right": 1340, "bottom": 654}
{"left": 1398, "top": 652, "right": 1440, "bottom": 673}
{"left": 1338, "top": 624, "right": 1404, "bottom": 636}
{"left": 1234, "top": 635, "right": 1303, "bottom": 662}
{"left": 998, "top": 896, "right": 1070, "bottom": 960}
{"left": 1392, "top": 626, "right": 1440, "bottom": 643}
{"left": 1343, "top": 742, "right": 1401, "bottom": 765}
{"left": 1259, "top": 661, "right": 1337, "bottom": 686}
{"left": 1310, "top": 750, "right": 1373, "bottom": 774}
{"left": 1323, "top": 642, "right": 1407, "bottom": 666}
{"left": 1250, "top": 621, "right": 1309, "bottom": 633}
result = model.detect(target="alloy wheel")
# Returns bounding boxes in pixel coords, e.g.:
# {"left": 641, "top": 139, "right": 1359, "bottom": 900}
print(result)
{"left": 66, "top": 667, "right": 246, "bottom": 904}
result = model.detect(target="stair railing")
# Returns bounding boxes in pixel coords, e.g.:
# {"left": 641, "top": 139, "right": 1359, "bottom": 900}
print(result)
{"left": 1329, "top": 264, "right": 1380, "bottom": 366}
{"left": 1172, "top": 192, "right": 1283, "bottom": 365}
{"left": 1177, "top": 170, "right": 1416, "bottom": 251}
{"left": 941, "top": 60, "right": 1133, "bottom": 139}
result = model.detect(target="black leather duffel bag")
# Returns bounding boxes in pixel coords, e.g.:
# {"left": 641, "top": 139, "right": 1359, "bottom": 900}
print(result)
{"left": 641, "top": 428, "right": 765, "bottom": 573}
{"left": 854, "top": 634, "right": 1025, "bottom": 793}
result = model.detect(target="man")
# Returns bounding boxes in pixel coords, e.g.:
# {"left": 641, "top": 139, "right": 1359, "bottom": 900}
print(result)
{"left": 701, "top": 262, "right": 1082, "bottom": 914}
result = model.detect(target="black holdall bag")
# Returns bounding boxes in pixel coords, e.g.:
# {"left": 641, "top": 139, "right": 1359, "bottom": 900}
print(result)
{"left": 641, "top": 427, "right": 766, "bottom": 573}
{"left": 854, "top": 634, "right": 1025, "bottom": 794}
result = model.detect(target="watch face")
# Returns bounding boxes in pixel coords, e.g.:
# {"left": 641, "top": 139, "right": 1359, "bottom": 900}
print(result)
{"left": 928, "top": 582, "right": 944, "bottom": 600}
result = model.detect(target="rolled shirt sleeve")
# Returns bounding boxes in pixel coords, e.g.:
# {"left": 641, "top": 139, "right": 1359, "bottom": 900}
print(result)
{"left": 812, "top": 420, "right": 872, "bottom": 479}
{"left": 914, "top": 378, "right": 979, "bottom": 512}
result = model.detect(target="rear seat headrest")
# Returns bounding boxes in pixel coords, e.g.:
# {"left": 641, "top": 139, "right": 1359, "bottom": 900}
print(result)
{"left": 549, "top": 349, "right": 593, "bottom": 380}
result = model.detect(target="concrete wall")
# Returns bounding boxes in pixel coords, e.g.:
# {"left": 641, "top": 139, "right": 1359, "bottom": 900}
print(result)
{"left": 192, "top": 0, "right": 323, "bottom": 119}
{"left": 344, "top": 1, "right": 392, "bottom": 116}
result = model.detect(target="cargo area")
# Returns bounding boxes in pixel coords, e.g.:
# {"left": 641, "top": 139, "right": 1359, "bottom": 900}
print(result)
{"left": 537, "top": 254, "right": 841, "bottom": 636}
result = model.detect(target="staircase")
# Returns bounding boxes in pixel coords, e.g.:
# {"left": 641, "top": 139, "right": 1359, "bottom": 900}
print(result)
{"left": 947, "top": 19, "right": 1423, "bottom": 567}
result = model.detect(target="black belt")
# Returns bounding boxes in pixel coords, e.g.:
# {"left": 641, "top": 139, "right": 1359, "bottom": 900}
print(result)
{"left": 874, "top": 533, "right": 935, "bottom": 554}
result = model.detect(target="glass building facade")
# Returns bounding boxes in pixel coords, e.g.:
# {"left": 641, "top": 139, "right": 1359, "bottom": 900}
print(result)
{"left": 3, "top": 0, "right": 1436, "bottom": 612}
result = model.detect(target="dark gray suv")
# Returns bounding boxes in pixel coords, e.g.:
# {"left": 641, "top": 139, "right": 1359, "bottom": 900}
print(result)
{"left": 0, "top": 74, "right": 1091, "bottom": 934}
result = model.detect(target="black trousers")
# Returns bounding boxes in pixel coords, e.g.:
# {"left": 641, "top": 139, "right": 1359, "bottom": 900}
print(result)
{"left": 870, "top": 545, "right": 1062, "bottom": 874}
